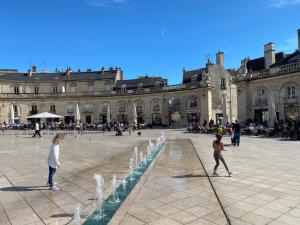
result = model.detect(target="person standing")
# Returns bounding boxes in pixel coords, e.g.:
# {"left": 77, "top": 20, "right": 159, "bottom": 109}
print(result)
{"left": 32, "top": 121, "right": 42, "bottom": 138}
{"left": 233, "top": 120, "right": 241, "bottom": 146}
{"left": 47, "top": 134, "right": 63, "bottom": 191}
{"left": 212, "top": 134, "right": 232, "bottom": 177}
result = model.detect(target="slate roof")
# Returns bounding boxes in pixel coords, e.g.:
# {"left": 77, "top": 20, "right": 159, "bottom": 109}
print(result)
{"left": 114, "top": 77, "right": 167, "bottom": 90}
{"left": 270, "top": 50, "right": 300, "bottom": 68}
{"left": 246, "top": 52, "right": 286, "bottom": 72}
{"left": 0, "top": 70, "right": 118, "bottom": 83}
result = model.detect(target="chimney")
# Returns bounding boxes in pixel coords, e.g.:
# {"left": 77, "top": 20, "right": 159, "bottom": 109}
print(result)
{"left": 101, "top": 66, "right": 105, "bottom": 74}
{"left": 28, "top": 69, "right": 32, "bottom": 77}
{"left": 66, "top": 67, "right": 72, "bottom": 76}
{"left": 216, "top": 51, "right": 224, "bottom": 68}
{"left": 298, "top": 29, "right": 300, "bottom": 51}
{"left": 32, "top": 66, "right": 37, "bottom": 73}
{"left": 264, "top": 42, "right": 275, "bottom": 68}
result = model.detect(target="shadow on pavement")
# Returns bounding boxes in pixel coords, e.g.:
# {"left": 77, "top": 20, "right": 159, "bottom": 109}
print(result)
{"left": 0, "top": 185, "right": 49, "bottom": 192}
{"left": 172, "top": 174, "right": 229, "bottom": 178}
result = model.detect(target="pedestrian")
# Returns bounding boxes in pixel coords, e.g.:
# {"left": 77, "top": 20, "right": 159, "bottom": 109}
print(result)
{"left": 128, "top": 122, "right": 132, "bottom": 135}
{"left": 32, "top": 121, "right": 42, "bottom": 138}
{"left": 47, "top": 134, "right": 64, "bottom": 191}
{"left": 212, "top": 134, "right": 232, "bottom": 177}
{"left": 233, "top": 120, "right": 241, "bottom": 146}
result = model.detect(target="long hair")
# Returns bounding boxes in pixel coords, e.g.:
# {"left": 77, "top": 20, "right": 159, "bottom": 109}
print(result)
{"left": 215, "top": 134, "right": 222, "bottom": 145}
{"left": 52, "top": 134, "right": 63, "bottom": 145}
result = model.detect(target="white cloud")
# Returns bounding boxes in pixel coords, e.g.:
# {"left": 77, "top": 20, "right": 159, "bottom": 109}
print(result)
{"left": 85, "top": 0, "right": 128, "bottom": 7}
{"left": 278, "top": 36, "right": 298, "bottom": 52}
{"left": 268, "top": 0, "right": 300, "bottom": 8}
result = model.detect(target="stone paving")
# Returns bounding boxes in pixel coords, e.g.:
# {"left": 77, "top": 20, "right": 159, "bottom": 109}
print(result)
{"left": 0, "top": 130, "right": 162, "bottom": 225}
{"left": 112, "top": 138, "right": 228, "bottom": 225}
{"left": 0, "top": 129, "right": 300, "bottom": 225}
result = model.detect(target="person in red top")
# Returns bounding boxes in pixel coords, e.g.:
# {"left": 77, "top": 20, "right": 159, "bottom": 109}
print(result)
{"left": 212, "top": 134, "right": 232, "bottom": 177}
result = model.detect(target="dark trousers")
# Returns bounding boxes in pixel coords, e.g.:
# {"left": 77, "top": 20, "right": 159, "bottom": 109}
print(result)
{"left": 234, "top": 132, "right": 241, "bottom": 146}
{"left": 214, "top": 152, "right": 229, "bottom": 172}
{"left": 48, "top": 166, "right": 56, "bottom": 187}
{"left": 32, "top": 130, "right": 41, "bottom": 137}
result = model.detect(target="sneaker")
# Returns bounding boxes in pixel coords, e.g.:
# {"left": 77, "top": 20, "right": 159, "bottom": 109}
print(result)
{"left": 50, "top": 186, "right": 60, "bottom": 191}
{"left": 47, "top": 182, "right": 57, "bottom": 186}
{"left": 228, "top": 171, "right": 232, "bottom": 177}
{"left": 212, "top": 172, "right": 219, "bottom": 176}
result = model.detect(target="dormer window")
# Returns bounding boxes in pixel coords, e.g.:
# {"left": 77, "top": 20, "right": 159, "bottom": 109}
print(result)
{"left": 121, "top": 84, "right": 127, "bottom": 92}
{"left": 155, "top": 81, "right": 161, "bottom": 90}
{"left": 53, "top": 86, "right": 58, "bottom": 94}
{"left": 138, "top": 83, "right": 143, "bottom": 89}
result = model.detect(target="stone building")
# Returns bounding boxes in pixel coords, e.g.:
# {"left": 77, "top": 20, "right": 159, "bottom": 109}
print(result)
{"left": 183, "top": 51, "right": 238, "bottom": 124}
{"left": 235, "top": 29, "right": 300, "bottom": 125}
{"left": 0, "top": 52, "right": 236, "bottom": 127}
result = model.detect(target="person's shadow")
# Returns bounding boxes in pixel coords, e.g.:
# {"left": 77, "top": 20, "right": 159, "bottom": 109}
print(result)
{"left": 0, "top": 185, "right": 49, "bottom": 192}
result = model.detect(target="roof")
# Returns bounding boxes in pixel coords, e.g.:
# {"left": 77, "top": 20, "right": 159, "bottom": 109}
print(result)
{"left": 114, "top": 77, "right": 167, "bottom": 89}
{"left": 246, "top": 52, "right": 286, "bottom": 72}
{"left": 270, "top": 50, "right": 300, "bottom": 67}
{"left": 0, "top": 70, "right": 118, "bottom": 83}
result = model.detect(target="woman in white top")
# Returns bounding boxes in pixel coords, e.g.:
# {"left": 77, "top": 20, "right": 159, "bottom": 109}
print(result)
{"left": 47, "top": 134, "right": 63, "bottom": 191}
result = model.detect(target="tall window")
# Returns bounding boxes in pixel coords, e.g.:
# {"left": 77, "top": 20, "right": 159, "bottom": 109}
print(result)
{"left": 52, "top": 86, "right": 58, "bottom": 94}
{"left": 287, "top": 85, "right": 296, "bottom": 99}
{"left": 34, "top": 87, "right": 39, "bottom": 95}
{"left": 31, "top": 105, "right": 38, "bottom": 114}
{"left": 14, "top": 86, "right": 20, "bottom": 94}
{"left": 221, "top": 78, "right": 226, "bottom": 88}
{"left": 119, "top": 101, "right": 126, "bottom": 112}
{"left": 189, "top": 96, "right": 197, "bottom": 108}
{"left": 70, "top": 82, "right": 77, "bottom": 93}
{"left": 83, "top": 104, "right": 93, "bottom": 113}
{"left": 88, "top": 82, "right": 94, "bottom": 93}
{"left": 257, "top": 87, "right": 266, "bottom": 98}
{"left": 67, "top": 104, "right": 75, "bottom": 113}
{"left": 50, "top": 105, "right": 56, "bottom": 113}
{"left": 13, "top": 105, "right": 18, "bottom": 115}
{"left": 136, "top": 101, "right": 144, "bottom": 113}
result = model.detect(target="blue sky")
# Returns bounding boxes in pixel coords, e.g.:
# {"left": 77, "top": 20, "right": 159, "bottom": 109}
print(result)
{"left": 0, "top": 0, "right": 299, "bottom": 84}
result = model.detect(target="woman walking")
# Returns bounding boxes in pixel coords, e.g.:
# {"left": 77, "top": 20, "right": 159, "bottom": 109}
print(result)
{"left": 212, "top": 134, "right": 232, "bottom": 177}
{"left": 47, "top": 134, "right": 63, "bottom": 191}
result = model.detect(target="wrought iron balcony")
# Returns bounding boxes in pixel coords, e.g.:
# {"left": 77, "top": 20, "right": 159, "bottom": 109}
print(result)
{"left": 255, "top": 98, "right": 268, "bottom": 106}
{"left": 152, "top": 105, "right": 160, "bottom": 112}
{"left": 283, "top": 96, "right": 298, "bottom": 105}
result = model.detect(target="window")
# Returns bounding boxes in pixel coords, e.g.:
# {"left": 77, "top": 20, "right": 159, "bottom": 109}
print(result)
{"left": 136, "top": 101, "right": 144, "bottom": 113}
{"left": 152, "top": 99, "right": 160, "bottom": 112}
{"left": 31, "top": 105, "right": 38, "bottom": 114}
{"left": 189, "top": 96, "right": 197, "bottom": 108}
{"left": 287, "top": 85, "right": 296, "bottom": 99}
{"left": 83, "top": 104, "right": 93, "bottom": 113}
{"left": 138, "top": 83, "right": 143, "bottom": 89}
{"left": 121, "top": 84, "right": 127, "bottom": 92}
{"left": 221, "top": 78, "right": 226, "bottom": 88}
{"left": 102, "top": 104, "right": 108, "bottom": 113}
{"left": 119, "top": 102, "right": 126, "bottom": 112}
{"left": 70, "top": 82, "right": 77, "bottom": 93}
{"left": 52, "top": 86, "right": 58, "bottom": 94}
{"left": 88, "top": 82, "right": 94, "bottom": 93}
{"left": 155, "top": 81, "right": 161, "bottom": 90}
{"left": 14, "top": 86, "right": 20, "bottom": 94}
{"left": 67, "top": 104, "right": 75, "bottom": 113}
{"left": 50, "top": 105, "right": 56, "bottom": 113}
{"left": 13, "top": 105, "right": 18, "bottom": 115}
{"left": 34, "top": 87, "right": 39, "bottom": 95}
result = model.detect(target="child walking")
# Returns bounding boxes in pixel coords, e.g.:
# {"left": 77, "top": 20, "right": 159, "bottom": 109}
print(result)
{"left": 47, "top": 134, "right": 63, "bottom": 191}
{"left": 212, "top": 134, "right": 232, "bottom": 177}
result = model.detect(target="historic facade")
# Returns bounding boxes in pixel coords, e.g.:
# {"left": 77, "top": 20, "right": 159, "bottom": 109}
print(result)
{"left": 235, "top": 29, "right": 300, "bottom": 125}
{"left": 0, "top": 52, "right": 236, "bottom": 127}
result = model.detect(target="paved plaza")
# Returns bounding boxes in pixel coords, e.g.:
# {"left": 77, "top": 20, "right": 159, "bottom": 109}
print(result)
{"left": 0, "top": 130, "right": 299, "bottom": 225}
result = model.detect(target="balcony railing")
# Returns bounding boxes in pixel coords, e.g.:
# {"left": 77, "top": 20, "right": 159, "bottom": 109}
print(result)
{"left": 239, "top": 62, "right": 300, "bottom": 81}
{"left": 255, "top": 98, "right": 268, "bottom": 106}
{"left": 152, "top": 105, "right": 160, "bottom": 112}
{"left": 0, "top": 82, "right": 207, "bottom": 99}
{"left": 283, "top": 96, "right": 298, "bottom": 105}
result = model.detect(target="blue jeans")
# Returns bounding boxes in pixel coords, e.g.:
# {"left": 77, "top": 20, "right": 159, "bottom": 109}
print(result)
{"left": 234, "top": 132, "right": 241, "bottom": 146}
{"left": 48, "top": 166, "right": 56, "bottom": 187}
